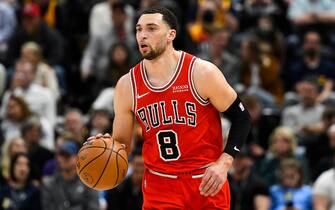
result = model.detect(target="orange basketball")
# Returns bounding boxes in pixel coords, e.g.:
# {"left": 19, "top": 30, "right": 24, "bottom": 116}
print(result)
{"left": 76, "top": 136, "right": 128, "bottom": 190}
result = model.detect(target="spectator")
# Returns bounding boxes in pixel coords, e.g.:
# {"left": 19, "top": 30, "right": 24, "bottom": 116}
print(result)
{"left": 305, "top": 108, "right": 335, "bottom": 180}
{"left": 281, "top": 77, "right": 325, "bottom": 140}
{"left": 102, "top": 42, "right": 136, "bottom": 88}
{"left": 237, "top": 0, "right": 281, "bottom": 32}
{"left": 258, "top": 127, "right": 310, "bottom": 185}
{"left": 228, "top": 149, "right": 270, "bottom": 210}
{"left": 0, "top": 0, "right": 16, "bottom": 62}
{"left": 20, "top": 41, "right": 60, "bottom": 99}
{"left": 241, "top": 95, "right": 280, "bottom": 159}
{"left": 81, "top": 1, "right": 136, "bottom": 83}
{"left": 197, "top": 28, "right": 241, "bottom": 87}
{"left": 187, "top": 0, "right": 238, "bottom": 44}
{"left": 21, "top": 116, "right": 54, "bottom": 180}
{"left": 41, "top": 134, "right": 78, "bottom": 178}
{"left": 87, "top": 109, "right": 112, "bottom": 137}
{"left": 41, "top": 141, "right": 100, "bottom": 210}
{"left": 0, "top": 153, "right": 41, "bottom": 210}
{"left": 0, "top": 59, "right": 57, "bottom": 127}
{"left": 1, "top": 137, "right": 28, "bottom": 181}
{"left": 313, "top": 165, "right": 335, "bottom": 210}
{"left": 91, "top": 87, "right": 116, "bottom": 116}
{"left": 239, "top": 38, "right": 277, "bottom": 106}
{"left": 286, "top": 31, "right": 335, "bottom": 103}
{"left": 89, "top": 0, "right": 134, "bottom": 37}
{"left": 59, "top": 108, "right": 88, "bottom": 144}
{"left": 0, "top": 95, "right": 31, "bottom": 143}
{"left": 287, "top": 0, "right": 335, "bottom": 44}
{"left": 6, "top": 3, "right": 64, "bottom": 66}
{"left": 310, "top": 124, "right": 335, "bottom": 179}
{"left": 106, "top": 147, "right": 144, "bottom": 210}
{"left": 270, "top": 158, "right": 312, "bottom": 210}
{"left": 240, "top": 16, "right": 285, "bottom": 104}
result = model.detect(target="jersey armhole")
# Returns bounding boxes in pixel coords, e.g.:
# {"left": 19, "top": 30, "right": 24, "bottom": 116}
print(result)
{"left": 130, "top": 68, "right": 137, "bottom": 113}
{"left": 188, "top": 58, "right": 210, "bottom": 106}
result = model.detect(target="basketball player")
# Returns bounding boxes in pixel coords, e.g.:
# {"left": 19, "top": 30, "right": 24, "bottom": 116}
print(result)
{"left": 89, "top": 6, "right": 251, "bottom": 209}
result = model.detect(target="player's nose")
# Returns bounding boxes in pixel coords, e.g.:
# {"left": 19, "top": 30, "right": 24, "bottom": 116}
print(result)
{"left": 137, "top": 31, "right": 148, "bottom": 40}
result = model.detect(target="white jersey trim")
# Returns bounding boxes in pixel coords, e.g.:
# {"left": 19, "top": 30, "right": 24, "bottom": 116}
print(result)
{"left": 130, "top": 68, "right": 137, "bottom": 112}
{"left": 188, "top": 58, "right": 210, "bottom": 106}
{"left": 148, "top": 169, "right": 178, "bottom": 179}
{"left": 140, "top": 51, "right": 185, "bottom": 92}
{"left": 148, "top": 169, "right": 205, "bottom": 179}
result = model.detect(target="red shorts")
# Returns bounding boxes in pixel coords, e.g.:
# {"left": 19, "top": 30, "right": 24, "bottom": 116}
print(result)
{"left": 142, "top": 169, "right": 230, "bottom": 210}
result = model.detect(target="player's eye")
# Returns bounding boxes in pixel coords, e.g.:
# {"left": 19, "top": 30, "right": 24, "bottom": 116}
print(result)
{"left": 148, "top": 27, "right": 156, "bottom": 31}
{"left": 136, "top": 27, "right": 142, "bottom": 32}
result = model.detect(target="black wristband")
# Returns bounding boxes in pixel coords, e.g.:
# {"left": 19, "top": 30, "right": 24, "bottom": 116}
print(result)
{"left": 223, "top": 97, "right": 251, "bottom": 157}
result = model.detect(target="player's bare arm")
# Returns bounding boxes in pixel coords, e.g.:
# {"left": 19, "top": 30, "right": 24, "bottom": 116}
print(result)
{"left": 111, "top": 73, "right": 135, "bottom": 155}
{"left": 84, "top": 74, "right": 134, "bottom": 155}
{"left": 194, "top": 59, "right": 251, "bottom": 197}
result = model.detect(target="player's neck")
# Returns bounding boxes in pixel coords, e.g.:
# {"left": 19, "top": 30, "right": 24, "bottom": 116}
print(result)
{"left": 143, "top": 48, "right": 181, "bottom": 85}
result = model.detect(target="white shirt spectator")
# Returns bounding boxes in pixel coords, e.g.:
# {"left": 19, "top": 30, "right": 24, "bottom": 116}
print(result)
{"left": 1, "top": 84, "right": 56, "bottom": 128}
{"left": 1, "top": 116, "right": 55, "bottom": 150}
{"left": 89, "top": 1, "right": 134, "bottom": 37}
{"left": 82, "top": 2, "right": 136, "bottom": 81}
{"left": 34, "top": 62, "right": 60, "bottom": 99}
{"left": 92, "top": 87, "right": 115, "bottom": 115}
{"left": 313, "top": 168, "right": 335, "bottom": 210}
{"left": 281, "top": 104, "right": 325, "bottom": 134}
{"left": 288, "top": 0, "right": 335, "bottom": 20}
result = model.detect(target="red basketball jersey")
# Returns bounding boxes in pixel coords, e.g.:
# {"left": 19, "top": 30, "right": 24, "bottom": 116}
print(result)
{"left": 130, "top": 51, "right": 223, "bottom": 173}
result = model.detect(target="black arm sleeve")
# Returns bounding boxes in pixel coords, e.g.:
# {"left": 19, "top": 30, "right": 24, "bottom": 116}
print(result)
{"left": 222, "top": 97, "right": 252, "bottom": 157}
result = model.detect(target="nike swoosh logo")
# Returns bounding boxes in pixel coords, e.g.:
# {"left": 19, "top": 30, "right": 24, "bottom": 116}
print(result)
{"left": 234, "top": 146, "right": 240, "bottom": 152}
{"left": 137, "top": 92, "right": 149, "bottom": 99}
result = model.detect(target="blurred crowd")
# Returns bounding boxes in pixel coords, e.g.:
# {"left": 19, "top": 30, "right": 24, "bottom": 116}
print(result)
{"left": 0, "top": 0, "right": 335, "bottom": 209}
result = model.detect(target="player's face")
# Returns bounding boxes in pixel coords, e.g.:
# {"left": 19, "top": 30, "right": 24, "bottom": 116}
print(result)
{"left": 136, "top": 13, "right": 174, "bottom": 60}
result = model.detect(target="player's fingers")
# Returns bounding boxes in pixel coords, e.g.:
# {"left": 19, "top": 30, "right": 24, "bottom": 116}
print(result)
{"left": 121, "top": 144, "right": 127, "bottom": 149}
{"left": 87, "top": 136, "right": 95, "bottom": 141}
{"left": 103, "top": 133, "right": 111, "bottom": 138}
{"left": 199, "top": 170, "right": 211, "bottom": 192}
{"left": 201, "top": 177, "right": 217, "bottom": 196}
{"left": 209, "top": 181, "right": 225, "bottom": 197}
{"left": 83, "top": 136, "right": 95, "bottom": 145}
{"left": 96, "top": 133, "right": 103, "bottom": 138}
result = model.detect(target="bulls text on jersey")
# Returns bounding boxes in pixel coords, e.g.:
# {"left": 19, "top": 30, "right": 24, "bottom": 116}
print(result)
{"left": 137, "top": 100, "right": 197, "bottom": 131}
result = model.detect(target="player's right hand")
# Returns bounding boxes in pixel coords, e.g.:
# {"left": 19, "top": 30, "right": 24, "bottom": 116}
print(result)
{"left": 83, "top": 133, "right": 126, "bottom": 149}
{"left": 83, "top": 133, "right": 110, "bottom": 145}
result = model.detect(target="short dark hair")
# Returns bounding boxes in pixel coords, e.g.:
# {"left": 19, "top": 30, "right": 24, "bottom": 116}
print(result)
{"left": 139, "top": 6, "right": 178, "bottom": 32}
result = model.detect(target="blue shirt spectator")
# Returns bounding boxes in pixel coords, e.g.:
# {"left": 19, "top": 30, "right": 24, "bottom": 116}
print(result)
{"left": 270, "top": 185, "right": 313, "bottom": 210}
{"left": 0, "top": 1, "right": 16, "bottom": 44}
{"left": 269, "top": 159, "right": 312, "bottom": 210}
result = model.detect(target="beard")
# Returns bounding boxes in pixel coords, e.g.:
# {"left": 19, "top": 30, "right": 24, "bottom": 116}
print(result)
{"left": 141, "top": 43, "right": 166, "bottom": 60}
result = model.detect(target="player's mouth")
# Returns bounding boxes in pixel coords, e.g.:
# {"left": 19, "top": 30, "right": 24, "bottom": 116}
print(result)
{"left": 140, "top": 44, "right": 149, "bottom": 51}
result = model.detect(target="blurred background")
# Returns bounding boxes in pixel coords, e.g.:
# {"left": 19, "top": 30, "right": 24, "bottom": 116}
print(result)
{"left": 1, "top": 0, "right": 335, "bottom": 209}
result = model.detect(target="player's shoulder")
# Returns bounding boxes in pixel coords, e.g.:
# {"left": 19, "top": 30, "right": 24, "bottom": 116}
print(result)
{"left": 114, "top": 72, "right": 133, "bottom": 109}
{"left": 115, "top": 72, "right": 132, "bottom": 92}
{"left": 193, "top": 57, "right": 223, "bottom": 79}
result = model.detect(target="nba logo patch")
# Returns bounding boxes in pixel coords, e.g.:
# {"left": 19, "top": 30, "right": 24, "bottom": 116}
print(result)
{"left": 239, "top": 103, "right": 245, "bottom": 111}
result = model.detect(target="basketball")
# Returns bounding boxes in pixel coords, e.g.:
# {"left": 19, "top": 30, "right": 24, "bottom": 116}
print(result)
{"left": 76, "top": 136, "right": 128, "bottom": 190}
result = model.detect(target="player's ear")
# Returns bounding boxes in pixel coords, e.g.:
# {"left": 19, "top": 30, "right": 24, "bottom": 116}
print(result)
{"left": 167, "top": 29, "right": 176, "bottom": 42}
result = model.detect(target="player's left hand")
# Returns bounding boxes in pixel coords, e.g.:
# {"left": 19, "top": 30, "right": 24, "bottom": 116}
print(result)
{"left": 199, "top": 153, "right": 233, "bottom": 197}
